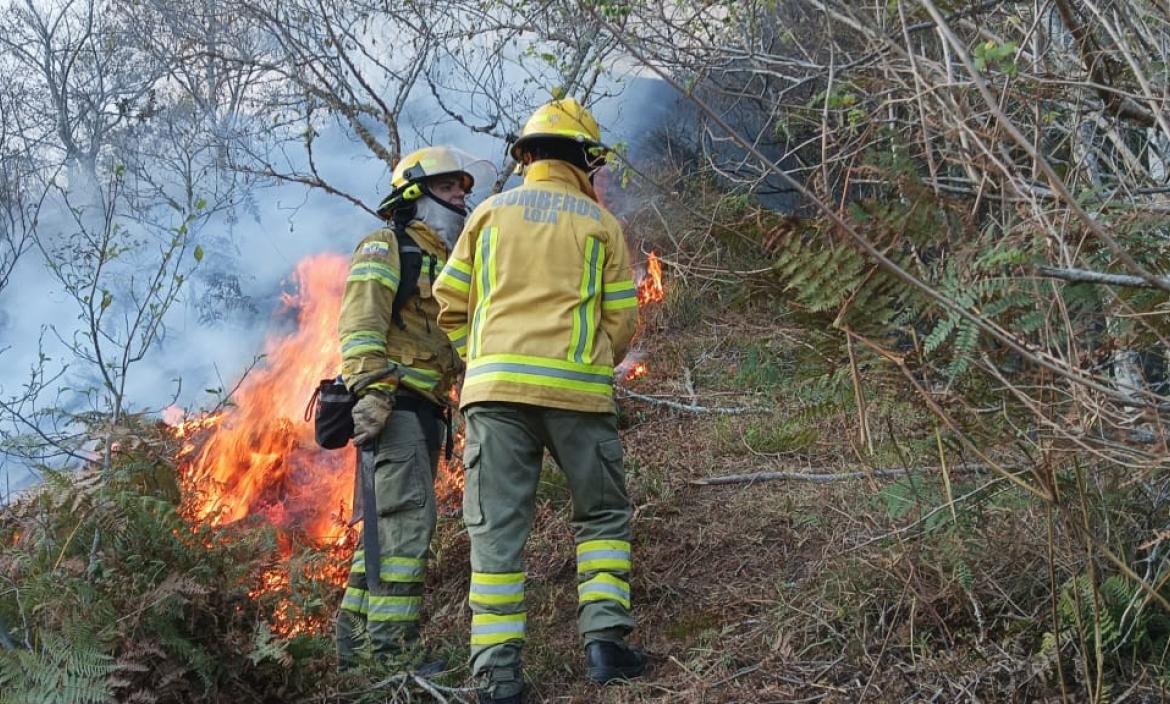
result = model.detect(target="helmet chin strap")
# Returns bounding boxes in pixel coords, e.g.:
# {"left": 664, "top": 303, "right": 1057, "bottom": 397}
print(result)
{"left": 413, "top": 192, "right": 467, "bottom": 249}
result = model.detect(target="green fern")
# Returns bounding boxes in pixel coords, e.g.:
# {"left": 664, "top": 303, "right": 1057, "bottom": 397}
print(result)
{"left": 946, "top": 321, "right": 980, "bottom": 379}
{"left": 0, "top": 634, "right": 117, "bottom": 704}
{"left": 1055, "top": 573, "right": 1165, "bottom": 660}
{"left": 923, "top": 314, "right": 958, "bottom": 356}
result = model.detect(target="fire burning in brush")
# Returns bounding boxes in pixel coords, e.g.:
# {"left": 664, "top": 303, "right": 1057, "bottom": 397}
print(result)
{"left": 165, "top": 254, "right": 356, "bottom": 634}
{"left": 173, "top": 254, "right": 355, "bottom": 545}
{"left": 167, "top": 253, "right": 458, "bottom": 635}
{"left": 168, "top": 246, "right": 663, "bottom": 634}
{"left": 636, "top": 252, "right": 665, "bottom": 305}
{"left": 624, "top": 362, "right": 648, "bottom": 381}
{"left": 616, "top": 252, "right": 666, "bottom": 382}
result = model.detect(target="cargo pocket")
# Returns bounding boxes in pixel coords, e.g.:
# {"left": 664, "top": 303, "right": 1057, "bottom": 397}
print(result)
{"left": 374, "top": 442, "right": 426, "bottom": 515}
{"left": 595, "top": 438, "right": 629, "bottom": 510}
{"left": 462, "top": 442, "right": 484, "bottom": 526}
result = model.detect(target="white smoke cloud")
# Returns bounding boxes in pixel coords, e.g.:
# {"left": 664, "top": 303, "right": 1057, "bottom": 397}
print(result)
{"left": 0, "top": 76, "right": 686, "bottom": 496}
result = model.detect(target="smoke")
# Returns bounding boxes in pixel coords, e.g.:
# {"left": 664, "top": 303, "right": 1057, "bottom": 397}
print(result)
{"left": 0, "top": 75, "right": 691, "bottom": 496}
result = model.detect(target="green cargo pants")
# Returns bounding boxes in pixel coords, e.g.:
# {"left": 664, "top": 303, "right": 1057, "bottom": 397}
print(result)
{"left": 336, "top": 404, "right": 441, "bottom": 668}
{"left": 462, "top": 402, "right": 635, "bottom": 695}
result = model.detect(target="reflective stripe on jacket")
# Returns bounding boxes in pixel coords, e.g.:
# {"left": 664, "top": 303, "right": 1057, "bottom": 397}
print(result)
{"left": 338, "top": 221, "right": 462, "bottom": 405}
{"left": 434, "top": 161, "right": 638, "bottom": 413}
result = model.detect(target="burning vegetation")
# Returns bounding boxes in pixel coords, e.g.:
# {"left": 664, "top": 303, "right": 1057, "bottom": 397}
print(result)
{"left": 636, "top": 251, "right": 664, "bottom": 305}
{"left": 160, "top": 249, "right": 665, "bottom": 635}
{"left": 166, "top": 253, "right": 471, "bottom": 635}
{"left": 173, "top": 248, "right": 666, "bottom": 560}
{"left": 174, "top": 254, "right": 354, "bottom": 544}
{"left": 164, "top": 254, "right": 357, "bottom": 634}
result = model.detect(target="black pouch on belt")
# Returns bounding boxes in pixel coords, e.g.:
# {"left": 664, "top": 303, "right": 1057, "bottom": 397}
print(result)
{"left": 305, "top": 376, "right": 357, "bottom": 449}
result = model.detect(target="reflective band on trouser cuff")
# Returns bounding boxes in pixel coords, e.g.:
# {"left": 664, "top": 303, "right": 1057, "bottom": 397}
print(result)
{"left": 569, "top": 238, "right": 603, "bottom": 364}
{"left": 469, "top": 571, "right": 525, "bottom": 607}
{"left": 347, "top": 261, "right": 401, "bottom": 292}
{"left": 341, "top": 586, "right": 369, "bottom": 615}
{"left": 577, "top": 539, "right": 632, "bottom": 574}
{"left": 351, "top": 552, "right": 426, "bottom": 582}
{"left": 367, "top": 595, "right": 423, "bottom": 623}
{"left": 578, "top": 573, "right": 631, "bottom": 609}
{"left": 470, "top": 612, "right": 527, "bottom": 646}
{"left": 602, "top": 280, "right": 638, "bottom": 310}
{"left": 437, "top": 259, "right": 473, "bottom": 293}
{"left": 341, "top": 330, "right": 387, "bottom": 359}
{"left": 470, "top": 226, "right": 499, "bottom": 359}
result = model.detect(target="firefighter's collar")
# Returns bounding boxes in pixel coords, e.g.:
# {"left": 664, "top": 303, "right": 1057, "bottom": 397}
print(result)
{"left": 405, "top": 219, "right": 447, "bottom": 254}
{"left": 523, "top": 160, "right": 597, "bottom": 201}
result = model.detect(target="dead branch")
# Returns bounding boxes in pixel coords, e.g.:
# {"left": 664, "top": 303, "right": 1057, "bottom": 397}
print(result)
{"left": 690, "top": 464, "right": 991, "bottom": 486}
{"left": 1034, "top": 266, "right": 1170, "bottom": 289}
{"left": 617, "top": 388, "right": 762, "bottom": 415}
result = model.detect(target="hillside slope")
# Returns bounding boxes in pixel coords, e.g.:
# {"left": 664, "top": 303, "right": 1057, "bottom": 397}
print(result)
{"left": 3, "top": 267, "right": 1159, "bottom": 704}
{"left": 406, "top": 304, "right": 1078, "bottom": 703}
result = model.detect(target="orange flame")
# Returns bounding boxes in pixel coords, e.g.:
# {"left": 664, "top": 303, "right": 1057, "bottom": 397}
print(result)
{"left": 171, "top": 252, "right": 470, "bottom": 634}
{"left": 438, "top": 386, "right": 467, "bottom": 499}
{"left": 636, "top": 252, "right": 664, "bottom": 305}
{"left": 624, "top": 362, "right": 648, "bottom": 381}
{"left": 616, "top": 252, "right": 666, "bottom": 382}
{"left": 177, "top": 253, "right": 355, "bottom": 546}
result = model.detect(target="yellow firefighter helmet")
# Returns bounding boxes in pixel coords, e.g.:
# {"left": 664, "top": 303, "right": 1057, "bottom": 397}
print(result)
{"left": 377, "top": 145, "right": 496, "bottom": 217}
{"left": 510, "top": 98, "right": 606, "bottom": 162}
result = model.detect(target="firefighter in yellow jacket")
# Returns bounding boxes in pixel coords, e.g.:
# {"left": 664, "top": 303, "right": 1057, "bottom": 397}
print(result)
{"left": 434, "top": 99, "right": 644, "bottom": 703}
{"left": 335, "top": 145, "right": 495, "bottom": 671}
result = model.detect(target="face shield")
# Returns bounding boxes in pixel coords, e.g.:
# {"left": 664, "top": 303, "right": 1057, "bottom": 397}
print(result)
{"left": 381, "top": 146, "right": 499, "bottom": 219}
{"left": 410, "top": 148, "right": 497, "bottom": 248}
{"left": 435, "top": 148, "right": 496, "bottom": 211}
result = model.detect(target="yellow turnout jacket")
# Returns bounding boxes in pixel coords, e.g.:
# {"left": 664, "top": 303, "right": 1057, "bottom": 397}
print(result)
{"left": 338, "top": 221, "right": 462, "bottom": 405}
{"left": 433, "top": 160, "right": 639, "bottom": 413}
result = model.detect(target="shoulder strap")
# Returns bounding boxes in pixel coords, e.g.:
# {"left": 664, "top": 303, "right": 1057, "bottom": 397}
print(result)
{"left": 391, "top": 220, "right": 423, "bottom": 330}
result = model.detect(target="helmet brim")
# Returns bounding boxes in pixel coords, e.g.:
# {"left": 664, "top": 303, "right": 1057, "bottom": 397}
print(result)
{"left": 510, "top": 133, "right": 606, "bottom": 163}
{"left": 458, "top": 159, "right": 498, "bottom": 207}
{"left": 381, "top": 148, "right": 498, "bottom": 216}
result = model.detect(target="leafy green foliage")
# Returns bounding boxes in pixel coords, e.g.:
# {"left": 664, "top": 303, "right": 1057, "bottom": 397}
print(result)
{"left": 1053, "top": 574, "right": 1170, "bottom": 662}
{"left": 0, "top": 634, "right": 117, "bottom": 704}
{"left": 973, "top": 40, "right": 1019, "bottom": 75}
{"left": 0, "top": 417, "right": 339, "bottom": 703}
{"left": 744, "top": 138, "right": 1170, "bottom": 401}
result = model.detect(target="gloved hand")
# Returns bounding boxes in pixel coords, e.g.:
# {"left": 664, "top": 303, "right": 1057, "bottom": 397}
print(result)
{"left": 352, "top": 389, "right": 394, "bottom": 447}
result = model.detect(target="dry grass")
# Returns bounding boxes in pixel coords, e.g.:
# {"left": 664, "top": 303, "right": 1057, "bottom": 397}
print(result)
{"left": 304, "top": 296, "right": 1170, "bottom": 703}
{"left": 382, "top": 310, "right": 1072, "bottom": 703}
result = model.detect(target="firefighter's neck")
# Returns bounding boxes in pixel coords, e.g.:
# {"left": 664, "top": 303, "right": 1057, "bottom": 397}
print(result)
{"left": 524, "top": 160, "right": 597, "bottom": 201}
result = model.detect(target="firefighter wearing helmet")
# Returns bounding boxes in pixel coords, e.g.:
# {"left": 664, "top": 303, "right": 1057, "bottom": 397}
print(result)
{"left": 434, "top": 98, "right": 645, "bottom": 703}
{"left": 335, "top": 145, "right": 495, "bottom": 672}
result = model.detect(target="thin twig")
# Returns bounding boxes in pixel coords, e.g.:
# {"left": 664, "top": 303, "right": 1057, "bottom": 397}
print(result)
{"left": 711, "top": 663, "right": 763, "bottom": 687}
{"left": 618, "top": 389, "right": 761, "bottom": 415}
{"left": 690, "top": 463, "right": 991, "bottom": 486}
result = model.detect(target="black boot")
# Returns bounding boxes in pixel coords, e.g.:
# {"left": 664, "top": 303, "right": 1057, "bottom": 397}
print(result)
{"left": 476, "top": 664, "right": 524, "bottom": 703}
{"left": 412, "top": 651, "right": 448, "bottom": 677}
{"left": 585, "top": 640, "right": 648, "bottom": 684}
